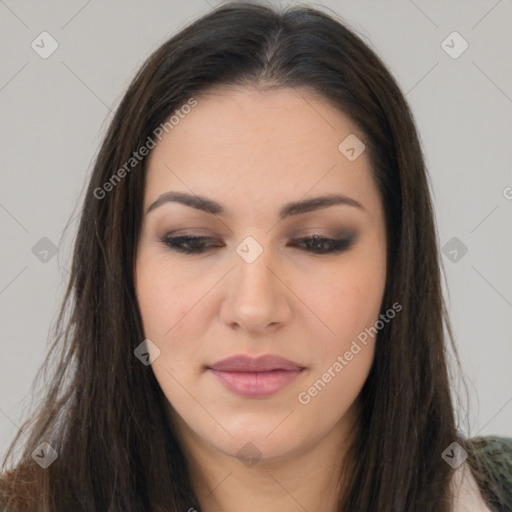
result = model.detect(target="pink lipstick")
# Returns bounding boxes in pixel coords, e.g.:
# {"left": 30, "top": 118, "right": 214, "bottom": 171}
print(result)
{"left": 207, "top": 354, "right": 305, "bottom": 398}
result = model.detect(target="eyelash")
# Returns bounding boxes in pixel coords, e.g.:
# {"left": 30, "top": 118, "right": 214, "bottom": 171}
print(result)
{"left": 160, "top": 234, "right": 353, "bottom": 255}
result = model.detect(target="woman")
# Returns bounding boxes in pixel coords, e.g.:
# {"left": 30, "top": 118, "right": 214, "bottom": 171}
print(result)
{"left": 1, "top": 2, "right": 511, "bottom": 511}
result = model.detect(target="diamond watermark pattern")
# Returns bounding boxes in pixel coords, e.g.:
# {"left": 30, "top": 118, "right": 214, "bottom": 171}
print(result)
{"left": 236, "top": 236, "right": 263, "bottom": 264}
{"left": 442, "top": 237, "right": 468, "bottom": 263}
{"left": 236, "top": 442, "right": 262, "bottom": 468}
{"left": 32, "top": 237, "right": 58, "bottom": 263}
{"left": 31, "top": 31, "right": 59, "bottom": 59}
{"left": 338, "top": 134, "right": 366, "bottom": 161}
{"left": 441, "top": 442, "right": 468, "bottom": 469}
{"left": 134, "top": 339, "right": 161, "bottom": 365}
{"left": 441, "top": 31, "right": 469, "bottom": 59}
{"left": 31, "top": 442, "right": 58, "bottom": 468}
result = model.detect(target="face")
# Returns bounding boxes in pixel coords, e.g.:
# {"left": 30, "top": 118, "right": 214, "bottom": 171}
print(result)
{"left": 135, "top": 86, "right": 387, "bottom": 467}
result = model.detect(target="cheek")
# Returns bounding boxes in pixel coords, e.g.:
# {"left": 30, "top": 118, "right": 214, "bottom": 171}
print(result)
{"left": 135, "top": 255, "right": 208, "bottom": 383}
{"left": 135, "top": 256, "right": 188, "bottom": 335}
{"left": 296, "top": 270, "right": 381, "bottom": 413}
{"left": 312, "top": 262, "right": 385, "bottom": 337}
{"left": 303, "top": 255, "right": 386, "bottom": 381}
{"left": 298, "top": 342, "right": 375, "bottom": 425}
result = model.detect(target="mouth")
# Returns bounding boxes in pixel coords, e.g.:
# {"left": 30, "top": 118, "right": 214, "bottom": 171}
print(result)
{"left": 207, "top": 368, "right": 305, "bottom": 398}
{"left": 206, "top": 353, "right": 306, "bottom": 398}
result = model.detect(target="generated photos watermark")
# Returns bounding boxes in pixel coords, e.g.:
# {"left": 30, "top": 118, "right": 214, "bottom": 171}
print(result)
{"left": 297, "top": 301, "right": 402, "bottom": 405}
{"left": 94, "top": 97, "right": 198, "bottom": 200}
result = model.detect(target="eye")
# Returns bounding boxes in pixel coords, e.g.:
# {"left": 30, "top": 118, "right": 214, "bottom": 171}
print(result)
{"left": 291, "top": 234, "right": 353, "bottom": 254}
{"left": 161, "top": 235, "right": 222, "bottom": 254}
{"left": 161, "top": 233, "right": 354, "bottom": 255}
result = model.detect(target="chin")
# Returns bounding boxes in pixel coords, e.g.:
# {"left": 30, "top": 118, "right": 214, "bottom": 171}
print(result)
{"left": 222, "top": 437, "right": 299, "bottom": 468}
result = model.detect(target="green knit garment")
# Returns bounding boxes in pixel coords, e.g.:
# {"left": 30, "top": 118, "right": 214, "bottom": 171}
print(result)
{"left": 467, "top": 435, "right": 512, "bottom": 512}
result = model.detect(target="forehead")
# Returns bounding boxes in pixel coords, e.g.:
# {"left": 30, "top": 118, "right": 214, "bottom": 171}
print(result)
{"left": 143, "top": 86, "right": 380, "bottom": 219}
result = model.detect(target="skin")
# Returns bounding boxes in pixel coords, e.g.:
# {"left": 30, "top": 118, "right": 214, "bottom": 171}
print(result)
{"left": 451, "top": 464, "right": 494, "bottom": 512}
{"left": 135, "top": 85, "right": 388, "bottom": 512}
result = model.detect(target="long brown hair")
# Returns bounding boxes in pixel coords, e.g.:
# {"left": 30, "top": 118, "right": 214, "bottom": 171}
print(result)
{"left": 1, "top": 2, "right": 480, "bottom": 510}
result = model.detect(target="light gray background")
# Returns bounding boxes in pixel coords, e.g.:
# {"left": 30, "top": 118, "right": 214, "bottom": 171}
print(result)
{"left": 1, "top": 0, "right": 511, "bottom": 461}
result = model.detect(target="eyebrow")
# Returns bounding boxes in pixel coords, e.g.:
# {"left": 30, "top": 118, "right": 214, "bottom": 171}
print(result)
{"left": 146, "top": 191, "right": 365, "bottom": 219}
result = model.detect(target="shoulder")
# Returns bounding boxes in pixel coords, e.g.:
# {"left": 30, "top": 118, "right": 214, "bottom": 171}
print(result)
{"left": 465, "top": 435, "right": 512, "bottom": 512}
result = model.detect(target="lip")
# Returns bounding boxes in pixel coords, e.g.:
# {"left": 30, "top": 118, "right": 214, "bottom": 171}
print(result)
{"left": 208, "top": 354, "right": 305, "bottom": 372}
{"left": 207, "top": 354, "right": 306, "bottom": 398}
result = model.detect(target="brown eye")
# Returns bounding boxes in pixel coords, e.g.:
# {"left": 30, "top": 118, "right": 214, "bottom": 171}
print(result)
{"left": 161, "top": 233, "right": 354, "bottom": 255}
{"left": 161, "top": 235, "right": 221, "bottom": 254}
{"left": 291, "top": 234, "right": 353, "bottom": 254}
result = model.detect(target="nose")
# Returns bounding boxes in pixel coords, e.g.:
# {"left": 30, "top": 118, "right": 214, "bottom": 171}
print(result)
{"left": 220, "top": 243, "right": 293, "bottom": 334}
